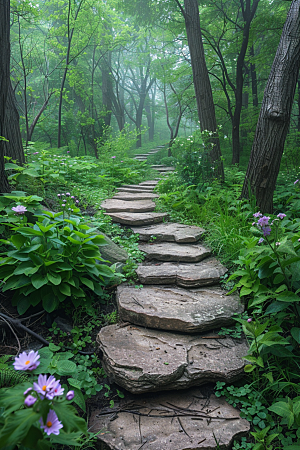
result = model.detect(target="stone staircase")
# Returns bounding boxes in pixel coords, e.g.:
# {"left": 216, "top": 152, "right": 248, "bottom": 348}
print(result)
{"left": 89, "top": 150, "right": 250, "bottom": 449}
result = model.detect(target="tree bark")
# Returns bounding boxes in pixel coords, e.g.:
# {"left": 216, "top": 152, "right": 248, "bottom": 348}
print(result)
{"left": 102, "top": 51, "right": 113, "bottom": 128}
{"left": 250, "top": 45, "right": 258, "bottom": 107}
{"left": 241, "top": 0, "right": 300, "bottom": 212}
{"left": 181, "top": 0, "right": 224, "bottom": 181}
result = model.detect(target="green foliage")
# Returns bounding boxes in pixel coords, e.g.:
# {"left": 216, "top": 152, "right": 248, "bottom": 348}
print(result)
{"left": 0, "top": 368, "right": 28, "bottom": 389}
{"left": 0, "top": 210, "right": 118, "bottom": 314}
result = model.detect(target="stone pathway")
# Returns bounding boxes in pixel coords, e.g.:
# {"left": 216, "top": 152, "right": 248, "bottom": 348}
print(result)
{"left": 90, "top": 148, "right": 249, "bottom": 449}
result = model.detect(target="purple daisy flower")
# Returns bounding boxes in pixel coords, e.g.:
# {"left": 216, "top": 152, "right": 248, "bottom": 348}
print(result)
{"left": 40, "top": 410, "right": 63, "bottom": 436}
{"left": 277, "top": 213, "right": 286, "bottom": 219}
{"left": 257, "top": 216, "right": 270, "bottom": 227}
{"left": 253, "top": 212, "right": 262, "bottom": 218}
{"left": 12, "top": 205, "right": 27, "bottom": 215}
{"left": 33, "top": 374, "right": 58, "bottom": 399}
{"left": 24, "top": 395, "right": 37, "bottom": 407}
{"left": 13, "top": 350, "right": 40, "bottom": 371}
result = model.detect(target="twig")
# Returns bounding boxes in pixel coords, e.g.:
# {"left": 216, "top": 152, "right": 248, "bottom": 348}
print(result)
{"left": 0, "top": 315, "right": 21, "bottom": 356}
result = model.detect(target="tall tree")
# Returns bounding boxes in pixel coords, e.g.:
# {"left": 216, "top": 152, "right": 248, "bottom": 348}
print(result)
{"left": 241, "top": 0, "right": 300, "bottom": 212}
{"left": 176, "top": 0, "right": 224, "bottom": 181}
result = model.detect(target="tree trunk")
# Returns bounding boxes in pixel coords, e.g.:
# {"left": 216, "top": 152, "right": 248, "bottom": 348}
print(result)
{"left": 102, "top": 51, "right": 113, "bottom": 128}
{"left": 250, "top": 45, "right": 258, "bottom": 107}
{"left": 241, "top": 0, "right": 300, "bottom": 212}
{"left": 182, "top": 0, "right": 224, "bottom": 181}
{"left": 3, "top": 82, "right": 24, "bottom": 164}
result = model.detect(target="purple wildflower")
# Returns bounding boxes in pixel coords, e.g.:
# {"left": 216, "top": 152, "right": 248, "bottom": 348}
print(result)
{"left": 40, "top": 410, "right": 63, "bottom": 436}
{"left": 23, "top": 387, "right": 32, "bottom": 396}
{"left": 75, "top": 200, "right": 79, "bottom": 204}
{"left": 276, "top": 242, "right": 280, "bottom": 246}
{"left": 253, "top": 212, "right": 262, "bottom": 218}
{"left": 257, "top": 216, "right": 270, "bottom": 227}
{"left": 33, "top": 374, "right": 63, "bottom": 399}
{"left": 57, "top": 194, "right": 61, "bottom": 197}
{"left": 252, "top": 222, "right": 256, "bottom": 226}
{"left": 12, "top": 205, "right": 27, "bottom": 215}
{"left": 71, "top": 196, "right": 75, "bottom": 199}
{"left": 13, "top": 350, "right": 40, "bottom": 371}
{"left": 66, "top": 390, "right": 74, "bottom": 400}
{"left": 33, "top": 152, "right": 39, "bottom": 155}
{"left": 111, "top": 156, "right": 116, "bottom": 159}
{"left": 61, "top": 204, "right": 66, "bottom": 207}
{"left": 67, "top": 151, "right": 70, "bottom": 153}
{"left": 24, "top": 395, "right": 37, "bottom": 407}
{"left": 121, "top": 160, "right": 123, "bottom": 163}
{"left": 258, "top": 238, "right": 264, "bottom": 244}
{"left": 294, "top": 179, "right": 299, "bottom": 185}
{"left": 277, "top": 213, "right": 286, "bottom": 219}
{"left": 66, "top": 192, "right": 70, "bottom": 196}
{"left": 262, "top": 226, "right": 271, "bottom": 236}
{"left": 247, "top": 318, "right": 252, "bottom": 323}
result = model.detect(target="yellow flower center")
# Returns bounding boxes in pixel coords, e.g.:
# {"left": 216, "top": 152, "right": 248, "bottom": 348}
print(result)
{"left": 42, "top": 385, "right": 47, "bottom": 391}
{"left": 25, "top": 361, "right": 30, "bottom": 365}
{"left": 46, "top": 421, "right": 52, "bottom": 428}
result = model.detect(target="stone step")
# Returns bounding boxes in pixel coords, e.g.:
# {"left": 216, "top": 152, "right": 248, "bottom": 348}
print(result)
{"left": 135, "top": 258, "right": 227, "bottom": 287}
{"left": 117, "top": 186, "right": 153, "bottom": 194}
{"left": 139, "top": 242, "right": 211, "bottom": 262}
{"left": 154, "top": 166, "right": 175, "bottom": 172}
{"left": 89, "top": 387, "right": 250, "bottom": 450}
{"left": 105, "top": 212, "right": 169, "bottom": 226}
{"left": 113, "top": 192, "right": 159, "bottom": 201}
{"left": 101, "top": 199, "right": 156, "bottom": 213}
{"left": 117, "top": 284, "right": 243, "bottom": 333}
{"left": 151, "top": 165, "right": 166, "bottom": 168}
{"left": 135, "top": 154, "right": 149, "bottom": 157}
{"left": 97, "top": 324, "right": 248, "bottom": 394}
{"left": 131, "top": 222, "right": 205, "bottom": 243}
{"left": 118, "top": 184, "right": 154, "bottom": 191}
{"left": 139, "top": 180, "right": 159, "bottom": 186}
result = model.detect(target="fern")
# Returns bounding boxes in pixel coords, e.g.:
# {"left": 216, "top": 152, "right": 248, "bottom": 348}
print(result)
{"left": 0, "top": 368, "right": 28, "bottom": 388}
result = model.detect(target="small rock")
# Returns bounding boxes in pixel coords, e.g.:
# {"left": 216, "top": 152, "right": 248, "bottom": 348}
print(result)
{"left": 138, "top": 242, "right": 211, "bottom": 262}
{"left": 101, "top": 199, "right": 156, "bottom": 213}
{"left": 131, "top": 222, "right": 205, "bottom": 243}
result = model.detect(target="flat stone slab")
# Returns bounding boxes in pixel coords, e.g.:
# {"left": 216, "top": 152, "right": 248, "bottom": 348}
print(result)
{"left": 117, "top": 284, "right": 242, "bottom": 332}
{"left": 139, "top": 181, "right": 159, "bottom": 186}
{"left": 118, "top": 185, "right": 154, "bottom": 191}
{"left": 106, "top": 212, "right": 169, "bottom": 226}
{"left": 113, "top": 192, "right": 159, "bottom": 200}
{"left": 97, "top": 324, "right": 248, "bottom": 393}
{"left": 155, "top": 167, "right": 175, "bottom": 171}
{"left": 139, "top": 242, "right": 211, "bottom": 262}
{"left": 117, "top": 188, "right": 157, "bottom": 194}
{"left": 89, "top": 387, "right": 250, "bottom": 450}
{"left": 131, "top": 222, "right": 205, "bottom": 243}
{"left": 101, "top": 199, "right": 156, "bottom": 213}
{"left": 135, "top": 258, "right": 227, "bottom": 287}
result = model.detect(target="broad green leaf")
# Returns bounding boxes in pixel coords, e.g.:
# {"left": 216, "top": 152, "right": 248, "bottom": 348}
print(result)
{"left": 52, "top": 402, "right": 88, "bottom": 435}
{"left": 31, "top": 274, "right": 48, "bottom": 289}
{"left": 59, "top": 283, "right": 71, "bottom": 296}
{"left": 42, "top": 295, "right": 59, "bottom": 313}
{"left": 0, "top": 409, "right": 41, "bottom": 447}
{"left": 79, "top": 277, "right": 94, "bottom": 290}
{"left": 56, "top": 360, "right": 77, "bottom": 376}
{"left": 47, "top": 272, "right": 62, "bottom": 286}
{"left": 291, "top": 327, "right": 300, "bottom": 344}
{"left": 277, "top": 291, "right": 300, "bottom": 302}
{"left": 16, "top": 228, "right": 43, "bottom": 237}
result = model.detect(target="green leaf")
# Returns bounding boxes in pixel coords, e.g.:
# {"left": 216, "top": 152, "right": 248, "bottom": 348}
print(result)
{"left": 47, "top": 272, "right": 62, "bottom": 286}
{"left": 42, "top": 295, "right": 59, "bottom": 313}
{"left": 72, "top": 387, "right": 86, "bottom": 412}
{"left": 67, "top": 378, "right": 82, "bottom": 389}
{"left": 16, "top": 227, "right": 43, "bottom": 237}
{"left": 56, "top": 360, "right": 77, "bottom": 376}
{"left": 79, "top": 277, "right": 94, "bottom": 290}
{"left": 31, "top": 274, "right": 48, "bottom": 289}
{"left": 291, "top": 327, "right": 300, "bottom": 344}
{"left": 277, "top": 291, "right": 300, "bottom": 302}
{"left": 0, "top": 409, "right": 41, "bottom": 447}
{"left": 52, "top": 402, "right": 88, "bottom": 435}
{"left": 59, "top": 283, "right": 71, "bottom": 297}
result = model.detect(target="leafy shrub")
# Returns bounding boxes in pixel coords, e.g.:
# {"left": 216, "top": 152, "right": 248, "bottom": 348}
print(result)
{"left": 0, "top": 211, "right": 118, "bottom": 314}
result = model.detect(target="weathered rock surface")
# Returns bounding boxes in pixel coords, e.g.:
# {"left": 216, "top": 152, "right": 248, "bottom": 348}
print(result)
{"left": 116, "top": 187, "right": 157, "bottom": 194}
{"left": 155, "top": 166, "right": 175, "bottom": 172}
{"left": 85, "top": 228, "right": 129, "bottom": 264}
{"left": 139, "top": 242, "right": 211, "bottom": 262}
{"left": 101, "top": 199, "right": 156, "bottom": 213}
{"left": 131, "top": 222, "right": 205, "bottom": 243}
{"left": 135, "top": 258, "right": 227, "bottom": 287}
{"left": 139, "top": 181, "right": 159, "bottom": 186}
{"left": 98, "top": 324, "right": 248, "bottom": 393}
{"left": 113, "top": 192, "right": 159, "bottom": 200}
{"left": 89, "top": 387, "right": 250, "bottom": 450}
{"left": 117, "top": 284, "right": 242, "bottom": 332}
{"left": 118, "top": 184, "right": 154, "bottom": 191}
{"left": 106, "top": 212, "right": 169, "bottom": 226}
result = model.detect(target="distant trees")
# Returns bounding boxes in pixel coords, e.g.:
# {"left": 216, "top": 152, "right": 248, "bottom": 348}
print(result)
{"left": 241, "top": 0, "right": 300, "bottom": 212}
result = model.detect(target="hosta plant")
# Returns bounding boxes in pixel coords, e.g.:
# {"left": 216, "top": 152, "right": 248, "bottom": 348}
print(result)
{"left": 0, "top": 210, "right": 118, "bottom": 314}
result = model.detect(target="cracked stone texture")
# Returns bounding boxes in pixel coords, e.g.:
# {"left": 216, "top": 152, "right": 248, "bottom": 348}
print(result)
{"left": 98, "top": 324, "right": 248, "bottom": 393}
{"left": 131, "top": 222, "right": 205, "bottom": 243}
{"left": 139, "top": 181, "right": 159, "bottom": 186}
{"left": 135, "top": 258, "right": 227, "bottom": 287}
{"left": 105, "top": 212, "right": 169, "bottom": 226}
{"left": 89, "top": 387, "right": 250, "bottom": 450}
{"left": 118, "top": 184, "right": 154, "bottom": 191}
{"left": 113, "top": 192, "right": 159, "bottom": 200}
{"left": 155, "top": 166, "right": 175, "bottom": 171}
{"left": 117, "top": 284, "right": 243, "bottom": 332}
{"left": 116, "top": 187, "right": 157, "bottom": 194}
{"left": 139, "top": 242, "right": 211, "bottom": 262}
{"left": 101, "top": 199, "right": 156, "bottom": 213}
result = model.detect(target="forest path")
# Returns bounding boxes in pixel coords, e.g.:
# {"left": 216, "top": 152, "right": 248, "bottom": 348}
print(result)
{"left": 89, "top": 147, "right": 249, "bottom": 450}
